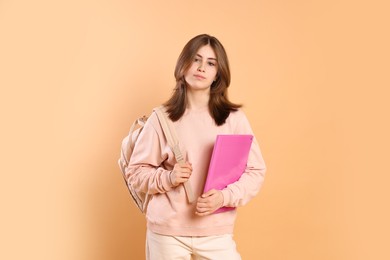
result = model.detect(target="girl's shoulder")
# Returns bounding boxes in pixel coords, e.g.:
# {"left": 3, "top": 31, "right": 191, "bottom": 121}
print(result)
{"left": 226, "top": 108, "right": 254, "bottom": 134}
{"left": 139, "top": 109, "right": 162, "bottom": 135}
{"left": 227, "top": 108, "right": 248, "bottom": 122}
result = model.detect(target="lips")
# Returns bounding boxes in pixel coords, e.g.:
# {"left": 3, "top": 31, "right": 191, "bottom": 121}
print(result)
{"left": 194, "top": 74, "right": 206, "bottom": 80}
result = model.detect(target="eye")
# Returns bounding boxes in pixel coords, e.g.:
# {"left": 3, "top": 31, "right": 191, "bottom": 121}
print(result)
{"left": 208, "top": 62, "right": 216, "bottom": 66}
{"left": 194, "top": 58, "right": 201, "bottom": 62}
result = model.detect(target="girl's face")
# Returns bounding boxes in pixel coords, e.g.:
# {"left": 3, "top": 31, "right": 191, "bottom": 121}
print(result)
{"left": 184, "top": 44, "right": 218, "bottom": 91}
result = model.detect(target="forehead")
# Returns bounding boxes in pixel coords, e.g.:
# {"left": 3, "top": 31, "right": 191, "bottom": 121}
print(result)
{"left": 196, "top": 44, "right": 217, "bottom": 59}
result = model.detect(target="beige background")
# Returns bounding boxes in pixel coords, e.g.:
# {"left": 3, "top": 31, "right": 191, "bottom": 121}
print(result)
{"left": 1, "top": 0, "right": 389, "bottom": 259}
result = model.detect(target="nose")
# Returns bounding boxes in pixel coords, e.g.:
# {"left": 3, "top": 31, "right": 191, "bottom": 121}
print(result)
{"left": 197, "top": 64, "right": 205, "bottom": 72}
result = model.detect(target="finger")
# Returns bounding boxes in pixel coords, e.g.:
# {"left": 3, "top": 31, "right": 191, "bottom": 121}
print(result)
{"left": 179, "top": 162, "right": 192, "bottom": 168}
{"left": 195, "top": 210, "right": 212, "bottom": 216}
{"left": 197, "top": 198, "right": 211, "bottom": 204}
{"left": 177, "top": 172, "right": 191, "bottom": 179}
{"left": 185, "top": 162, "right": 193, "bottom": 169}
{"left": 176, "top": 165, "right": 192, "bottom": 173}
{"left": 196, "top": 201, "right": 209, "bottom": 208}
{"left": 176, "top": 177, "right": 189, "bottom": 184}
{"left": 177, "top": 174, "right": 193, "bottom": 182}
{"left": 201, "top": 189, "right": 217, "bottom": 198}
{"left": 197, "top": 200, "right": 215, "bottom": 211}
{"left": 174, "top": 167, "right": 191, "bottom": 174}
{"left": 180, "top": 168, "right": 192, "bottom": 174}
{"left": 197, "top": 193, "right": 216, "bottom": 202}
{"left": 196, "top": 205, "right": 210, "bottom": 213}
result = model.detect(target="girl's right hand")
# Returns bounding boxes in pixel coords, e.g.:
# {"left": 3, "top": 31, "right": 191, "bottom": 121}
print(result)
{"left": 170, "top": 162, "right": 192, "bottom": 186}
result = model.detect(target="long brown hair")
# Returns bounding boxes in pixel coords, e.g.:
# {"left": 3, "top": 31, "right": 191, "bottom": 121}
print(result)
{"left": 164, "top": 34, "right": 241, "bottom": 126}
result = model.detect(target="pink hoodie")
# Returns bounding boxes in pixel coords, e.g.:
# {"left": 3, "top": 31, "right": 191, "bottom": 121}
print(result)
{"left": 127, "top": 107, "right": 266, "bottom": 236}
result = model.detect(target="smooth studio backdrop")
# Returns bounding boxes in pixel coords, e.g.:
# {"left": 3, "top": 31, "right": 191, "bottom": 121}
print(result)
{"left": 0, "top": 0, "right": 389, "bottom": 259}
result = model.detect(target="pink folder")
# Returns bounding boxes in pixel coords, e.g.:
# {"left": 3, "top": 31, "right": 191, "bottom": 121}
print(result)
{"left": 203, "top": 134, "right": 253, "bottom": 213}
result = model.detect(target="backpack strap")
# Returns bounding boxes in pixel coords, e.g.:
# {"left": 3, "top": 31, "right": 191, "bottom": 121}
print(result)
{"left": 154, "top": 106, "right": 195, "bottom": 203}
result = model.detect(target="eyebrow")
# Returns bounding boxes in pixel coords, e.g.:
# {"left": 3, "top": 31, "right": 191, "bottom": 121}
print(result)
{"left": 196, "top": 54, "right": 217, "bottom": 61}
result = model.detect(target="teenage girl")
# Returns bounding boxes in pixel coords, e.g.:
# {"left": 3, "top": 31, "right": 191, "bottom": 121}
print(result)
{"left": 127, "top": 34, "right": 266, "bottom": 260}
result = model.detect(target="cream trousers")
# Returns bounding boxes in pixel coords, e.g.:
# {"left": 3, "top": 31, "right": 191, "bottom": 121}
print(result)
{"left": 146, "top": 230, "right": 241, "bottom": 260}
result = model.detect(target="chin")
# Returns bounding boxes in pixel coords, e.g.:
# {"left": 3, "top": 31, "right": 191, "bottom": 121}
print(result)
{"left": 188, "top": 85, "right": 210, "bottom": 91}
{"left": 186, "top": 82, "right": 211, "bottom": 89}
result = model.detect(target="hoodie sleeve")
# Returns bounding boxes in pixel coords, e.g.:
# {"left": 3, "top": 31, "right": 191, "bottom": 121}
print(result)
{"left": 221, "top": 111, "right": 266, "bottom": 207}
{"left": 125, "top": 112, "right": 175, "bottom": 195}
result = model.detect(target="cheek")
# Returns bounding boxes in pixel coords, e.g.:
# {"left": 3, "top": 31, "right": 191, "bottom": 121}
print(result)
{"left": 189, "top": 63, "right": 198, "bottom": 72}
{"left": 183, "top": 74, "right": 191, "bottom": 85}
{"left": 183, "top": 66, "right": 193, "bottom": 78}
{"left": 211, "top": 69, "right": 218, "bottom": 79}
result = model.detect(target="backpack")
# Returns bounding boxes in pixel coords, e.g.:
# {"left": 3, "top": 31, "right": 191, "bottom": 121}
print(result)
{"left": 118, "top": 106, "right": 194, "bottom": 214}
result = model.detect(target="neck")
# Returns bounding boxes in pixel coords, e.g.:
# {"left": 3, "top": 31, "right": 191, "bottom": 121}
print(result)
{"left": 186, "top": 87, "right": 210, "bottom": 110}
